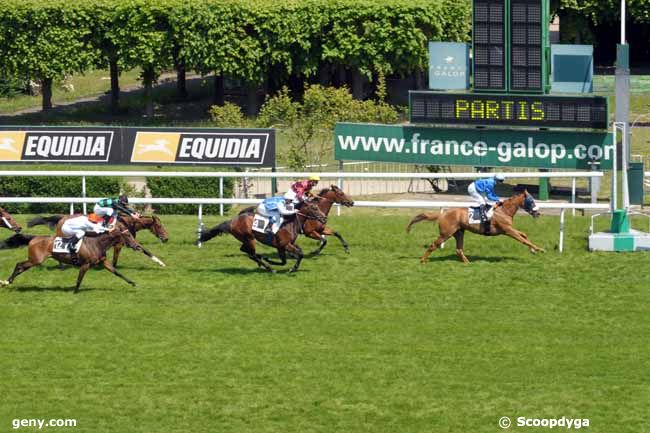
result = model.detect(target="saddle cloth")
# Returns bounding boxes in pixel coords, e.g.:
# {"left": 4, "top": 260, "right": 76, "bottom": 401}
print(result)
{"left": 468, "top": 206, "right": 494, "bottom": 225}
{"left": 252, "top": 214, "right": 271, "bottom": 234}
{"left": 52, "top": 236, "right": 83, "bottom": 254}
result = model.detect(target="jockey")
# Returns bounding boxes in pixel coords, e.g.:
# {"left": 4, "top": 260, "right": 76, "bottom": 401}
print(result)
{"left": 61, "top": 214, "right": 110, "bottom": 262}
{"left": 256, "top": 193, "right": 299, "bottom": 233}
{"left": 467, "top": 174, "right": 505, "bottom": 224}
{"left": 285, "top": 175, "right": 320, "bottom": 204}
{"left": 94, "top": 194, "right": 140, "bottom": 226}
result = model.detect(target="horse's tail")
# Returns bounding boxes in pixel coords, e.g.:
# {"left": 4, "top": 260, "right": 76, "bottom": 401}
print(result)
{"left": 199, "top": 220, "right": 231, "bottom": 243}
{"left": 0, "top": 233, "right": 37, "bottom": 249}
{"left": 406, "top": 212, "right": 439, "bottom": 233}
{"left": 27, "top": 214, "right": 64, "bottom": 229}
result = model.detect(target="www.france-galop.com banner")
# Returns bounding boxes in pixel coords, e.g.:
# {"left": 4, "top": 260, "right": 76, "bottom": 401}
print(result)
{"left": 335, "top": 123, "right": 613, "bottom": 169}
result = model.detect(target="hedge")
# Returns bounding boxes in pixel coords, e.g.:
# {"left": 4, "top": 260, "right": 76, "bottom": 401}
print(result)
{"left": 0, "top": 176, "right": 121, "bottom": 214}
{"left": 146, "top": 176, "right": 234, "bottom": 215}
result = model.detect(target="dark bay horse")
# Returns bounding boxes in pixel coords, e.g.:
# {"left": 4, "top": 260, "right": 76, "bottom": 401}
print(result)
{"left": 28, "top": 214, "right": 168, "bottom": 267}
{"left": 239, "top": 185, "right": 354, "bottom": 255}
{"left": 1, "top": 207, "right": 22, "bottom": 233}
{"left": 406, "top": 190, "right": 544, "bottom": 263}
{"left": 200, "top": 201, "right": 327, "bottom": 273}
{"left": 0, "top": 228, "right": 144, "bottom": 293}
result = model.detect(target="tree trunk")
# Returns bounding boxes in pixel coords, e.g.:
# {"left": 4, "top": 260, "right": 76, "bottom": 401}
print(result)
{"left": 213, "top": 73, "right": 225, "bottom": 106}
{"left": 246, "top": 83, "right": 258, "bottom": 116}
{"left": 143, "top": 66, "right": 155, "bottom": 118}
{"left": 351, "top": 69, "right": 364, "bottom": 99}
{"left": 109, "top": 59, "right": 120, "bottom": 113}
{"left": 176, "top": 62, "right": 188, "bottom": 99}
{"left": 41, "top": 77, "right": 53, "bottom": 110}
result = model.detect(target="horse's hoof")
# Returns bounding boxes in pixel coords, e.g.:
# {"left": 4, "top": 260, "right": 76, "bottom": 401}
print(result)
{"left": 530, "top": 248, "right": 537, "bottom": 255}
{"left": 420, "top": 259, "right": 427, "bottom": 264}
{"left": 0, "top": 280, "right": 9, "bottom": 287}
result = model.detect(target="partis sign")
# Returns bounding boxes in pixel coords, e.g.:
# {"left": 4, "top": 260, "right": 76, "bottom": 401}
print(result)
{"left": 0, "top": 130, "right": 112, "bottom": 162}
{"left": 0, "top": 127, "right": 275, "bottom": 167}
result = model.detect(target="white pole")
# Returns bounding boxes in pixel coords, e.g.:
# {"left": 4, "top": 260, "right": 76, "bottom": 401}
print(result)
{"left": 197, "top": 204, "right": 204, "bottom": 248}
{"left": 219, "top": 177, "right": 224, "bottom": 216}
{"left": 440, "top": 208, "right": 446, "bottom": 249}
{"left": 621, "top": 0, "right": 626, "bottom": 44}
{"left": 69, "top": 203, "right": 74, "bottom": 215}
{"left": 612, "top": 124, "right": 618, "bottom": 211}
{"left": 571, "top": 177, "right": 576, "bottom": 217}
{"left": 559, "top": 208, "right": 564, "bottom": 252}
{"left": 82, "top": 176, "right": 87, "bottom": 215}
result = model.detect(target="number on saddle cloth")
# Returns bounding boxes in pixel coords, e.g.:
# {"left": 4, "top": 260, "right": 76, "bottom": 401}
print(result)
{"left": 52, "top": 236, "right": 83, "bottom": 254}
{"left": 467, "top": 206, "right": 494, "bottom": 225}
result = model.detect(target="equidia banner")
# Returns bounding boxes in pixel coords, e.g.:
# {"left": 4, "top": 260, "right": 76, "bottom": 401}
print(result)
{"left": 335, "top": 123, "right": 613, "bottom": 169}
{"left": 0, "top": 127, "right": 275, "bottom": 166}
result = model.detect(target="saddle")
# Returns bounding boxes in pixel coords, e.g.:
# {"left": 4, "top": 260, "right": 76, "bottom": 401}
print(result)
{"left": 53, "top": 236, "right": 83, "bottom": 254}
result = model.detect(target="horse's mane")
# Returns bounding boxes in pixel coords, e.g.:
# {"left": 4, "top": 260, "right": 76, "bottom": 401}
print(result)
{"left": 317, "top": 187, "right": 333, "bottom": 196}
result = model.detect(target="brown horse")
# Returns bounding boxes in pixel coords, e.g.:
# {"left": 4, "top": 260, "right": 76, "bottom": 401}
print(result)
{"left": 199, "top": 201, "right": 327, "bottom": 273}
{"left": 240, "top": 185, "right": 354, "bottom": 255}
{"left": 28, "top": 214, "right": 168, "bottom": 267}
{"left": 0, "top": 207, "right": 22, "bottom": 233}
{"left": 406, "top": 190, "right": 544, "bottom": 263}
{"left": 0, "top": 228, "right": 144, "bottom": 293}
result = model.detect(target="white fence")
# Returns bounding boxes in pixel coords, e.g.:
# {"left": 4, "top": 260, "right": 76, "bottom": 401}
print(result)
{"left": 0, "top": 170, "right": 611, "bottom": 252}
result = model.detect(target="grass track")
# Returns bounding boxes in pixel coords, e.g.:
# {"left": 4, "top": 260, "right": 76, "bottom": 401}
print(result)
{"left": 0, "top": 212, "right": 649, "bottom": 433}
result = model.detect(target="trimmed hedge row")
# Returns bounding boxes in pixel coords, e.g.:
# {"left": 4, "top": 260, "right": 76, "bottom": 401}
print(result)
{"left": 0, "top": 0, "right": 472, "bottom": 109}
{"left": 0, "top": 175, "right": 234, "bottom": 215}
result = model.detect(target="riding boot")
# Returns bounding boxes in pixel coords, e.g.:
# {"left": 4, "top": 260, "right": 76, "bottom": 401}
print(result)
{"left": 68, "top": 235, "right": 81, "bottom": 265}
{"left": 480, "top": 205, "right": 489, "bottom": 234}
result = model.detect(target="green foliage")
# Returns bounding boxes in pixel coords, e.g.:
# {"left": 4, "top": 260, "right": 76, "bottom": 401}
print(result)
{"left": 0, "top": 175, "right": 120, "bottom": 214}
{"left": 0, "top": 73, "right": 24, "bottom": 98}
{"left": 257, "top": 84, "right": 400, "bottom": 170}
{"left": 209, "top": 102, "right": 249, "bottom": 128}
{"left": 146, "top": 176, "right": 233, "bottom": 215}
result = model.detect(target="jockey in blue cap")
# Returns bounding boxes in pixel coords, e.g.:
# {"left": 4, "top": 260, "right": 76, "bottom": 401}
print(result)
{"left": 467, "top": 174, "right": 505, "bottom": 225}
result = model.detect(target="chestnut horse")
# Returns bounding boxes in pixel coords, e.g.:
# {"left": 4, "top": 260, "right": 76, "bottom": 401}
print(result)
{"left": 28, "top": 214, "right": 168, "bottom": 267}
{"left": 199, "top": 201, "right": 327, "bottom": 273}
{"left": 0, "top": 207, "right": 22, "bottom": 233}
{"left": 406, "top": 190, "right": 544, "bottom": 263}
{"left": 0, "top": 228, "right": 144, "bottom": 293}
{"left": 239, "top": 185, "right": 354, "bottom": 255}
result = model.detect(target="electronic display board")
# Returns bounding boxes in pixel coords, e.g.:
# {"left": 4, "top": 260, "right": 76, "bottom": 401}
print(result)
{"left": 473, "top": 0, "right": 506, "bottom": 91}
{"left": 510, "top": 0, "right": 544, "bottom": 92}
{"left": 409, "top": 91, "right": 608, "bottom": 129}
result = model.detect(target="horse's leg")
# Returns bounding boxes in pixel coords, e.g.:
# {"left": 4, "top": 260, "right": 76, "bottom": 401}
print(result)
{"left": 503, "top": 227, "right": 546, "bottom": 253}
{"left": 453, "top": 230, "right": 470, "bottom": 264}
{"left": 112, "top": 243, "right": 123, "bottom": 267}
{"left": 241, "top": 240, "right": 275, "bottom": 272}
{"left": 323, "top": 226, "right": 350, "bottom": 254}
{"left": 102, "top": 260, "right": 136, "bottom": 287}
{"left": 420, "top": 232, "right": 453, "bottom": 264}
{"left": 74, "top": 263, "right": 91, "bottom": 294}
{"left": 3, "top": 260, "right": 36, "bottom": 286}
{"left": 285, "top": 244, "right": 304, "bottom": 273}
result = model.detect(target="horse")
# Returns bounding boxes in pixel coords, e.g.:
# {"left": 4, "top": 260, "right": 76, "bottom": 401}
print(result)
{"left": 0, "top": 207, "right": 22, "bottom": 233}
{"left": 28, "top": 214, "right": 168, "bottom": 267}
{"left": 199, "top": 201, "right": 327, "bottom": 273}
{"left": 406, "top": 190, "right": 544, "bottom": 264}
{"left": 239, "top": 185, "right": 354, "bottom": 255}
{"left": 0, "top": 228, "right": 144, "bottom": 293}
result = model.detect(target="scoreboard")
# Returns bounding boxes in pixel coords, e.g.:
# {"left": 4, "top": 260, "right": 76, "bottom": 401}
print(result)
{"left": 473, "top": 0, "right": 506, "bottom": 91}
{"left": 510, "top": 0, "right": 544, "bottom": 91}
{"left": 409, "top": 91, "right": 608, "bottom": 129}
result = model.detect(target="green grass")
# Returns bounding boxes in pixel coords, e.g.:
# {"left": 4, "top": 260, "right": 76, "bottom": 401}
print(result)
{"left": 0, "top": 69, "right": 143, "bottom": 114}
{"left": 0, "top": 212, "right": 649, "bottom": 433}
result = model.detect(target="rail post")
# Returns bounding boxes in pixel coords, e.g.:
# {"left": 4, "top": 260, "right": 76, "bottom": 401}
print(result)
{"left": 571, "top": 177, "right": 576, "bottom": 217}
{"left": 82, "top": 176, "right": 87, "bottom": 215}
{"left": 219, "top": 177, "right": 224, "bottom": 216}
{"left": 337, "top": 160, "right": 343, "bottom": 216}
{"left": 69, "top": 203, "right": 74, "bottom": 215}
{"left": 559, "top": 208, "right": 565, "bottom": 253}
{"left": 197, "top": 204, "right": 204, "bottom": 248}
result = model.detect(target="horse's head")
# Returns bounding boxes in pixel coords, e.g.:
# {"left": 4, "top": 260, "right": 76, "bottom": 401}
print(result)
{"left": 0, "top": 207, "right": 21, "bottom": 233}
{"left": 521, "top": 190, "right": 540, "bottom": 218}
{"left": 148, "top": 215, "right": 169, "bottom": 243}
{"left": 300, "top": 201, "right": 328, "bottom": 224}
{"left": 326, "top": 185, "right": 354, "bottom": 207}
